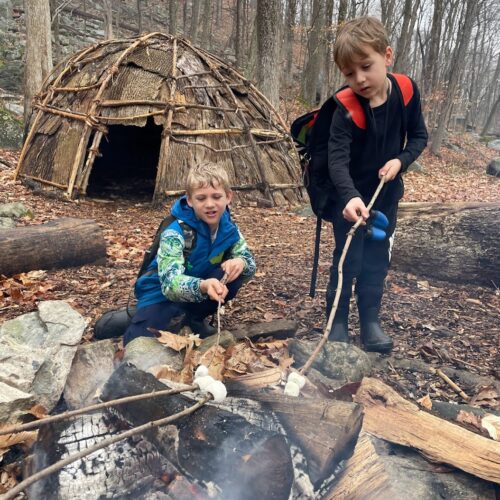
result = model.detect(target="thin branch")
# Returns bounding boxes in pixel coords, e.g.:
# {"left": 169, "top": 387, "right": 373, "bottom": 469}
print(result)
{"left": 1, "top": 395, "right": 212, "bottom": 500}
{"left": 0, "top": 384, "right": 198, "bottom": 437}
{"left": 430, "top": 367, "right": 471, "bottom": 401}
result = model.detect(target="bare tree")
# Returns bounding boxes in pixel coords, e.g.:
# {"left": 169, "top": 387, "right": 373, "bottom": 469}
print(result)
{"left": 256, "top": 0, "right": 281, "bottom": 107}
{"left": 200, "top": 0, "right": 212, "bottom": 48}
{"left": 102, "top": 0, "right": 114, "bottom": 38}
{"left": 302, "top": 0, "right": 325, "bottom": 104}
{"left": 283, "top": 0, "right": 297, "bottom": 85}
{"left": 24, "top": 0, "right": 53, "bottom": 125}
{"left": 393, "top": 0, "right": 421, "bottom": 74}
{"left": 190, "top": 0, "right": 201, "bottom": 44}
{"left": 235, "top": 0, "right": 246, "bottom": 68}
{"left": 422, "top": 0, "right": 444, "bottom": 96}
{"left": 431, "top": 0, "right": 479, "bottom": 154}
{"left": 168, "top": 0, "right": 178, "bottom": 34}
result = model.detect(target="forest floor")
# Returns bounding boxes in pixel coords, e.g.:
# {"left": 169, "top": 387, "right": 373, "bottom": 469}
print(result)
{"left": 0, "top": 133, "right": 499, "bottom": 410}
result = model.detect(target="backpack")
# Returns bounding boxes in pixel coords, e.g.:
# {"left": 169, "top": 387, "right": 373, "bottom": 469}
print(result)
{"left": 137, "top": 215, "right": 196, "bottom": 278}
{"left": 291, "top": 73, "right": 414, "bottom": 296}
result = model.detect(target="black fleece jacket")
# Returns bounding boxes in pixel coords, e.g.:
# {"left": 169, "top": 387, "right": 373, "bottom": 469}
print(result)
{"left": 328, "top": 74, "right": 428, "bottom": 208}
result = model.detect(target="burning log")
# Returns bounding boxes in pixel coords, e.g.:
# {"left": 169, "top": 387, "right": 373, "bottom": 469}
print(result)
{"left": 354, "top": 378, "right": 500, "bottom": 483}
{"left": 393, "top": 202, "right": 500, "bottom": 286}
{"left": 100, "top": 364, "right": 295, "bottom": 499}
{"left": 0, "top": 218, "right": 106, "bottom": 276}
{"left": 227, "top": 386, "right": 363, "bottom": 485}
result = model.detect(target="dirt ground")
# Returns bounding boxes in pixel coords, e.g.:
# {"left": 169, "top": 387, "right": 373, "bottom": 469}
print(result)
{"left": 0, "top": 134, "right": 499, "bottom": 408}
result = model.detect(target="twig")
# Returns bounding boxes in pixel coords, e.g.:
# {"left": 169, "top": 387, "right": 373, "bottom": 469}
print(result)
{"left": 0, "top": 385, "right": 197, "bottom": 437}
{"left": 0, "top": 395, "right": 212, "bottom": 500}
{"left": 430, "top": 367, "right": 471, "bottom": 401}
{"left": 300, "top": 177, "right": 387, "bottom": 375}
{"left": 207, "top": 273, "right": 229, "bottom": 369}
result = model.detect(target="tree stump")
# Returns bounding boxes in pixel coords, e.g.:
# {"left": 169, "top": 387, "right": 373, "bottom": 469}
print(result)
{"left": 0, "top": 218, "right": 106, "bottom": 276}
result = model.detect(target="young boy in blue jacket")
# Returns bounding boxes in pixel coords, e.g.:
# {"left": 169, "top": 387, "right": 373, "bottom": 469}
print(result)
{"left": 124, "top": 162, "right": 256, "bottom": 346}
{"left": 327, "top": 17, "right": 427, "bottom": 352}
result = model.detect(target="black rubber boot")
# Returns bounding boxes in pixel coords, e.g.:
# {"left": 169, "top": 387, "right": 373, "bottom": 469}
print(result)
{"left": 328, "top": 308, "right": 350, "bottom": 343}
{"left": 186, "top": 317, "right": 216, "bottom": 338}
{"left": 359, "top": 307, "right": 393, "bottom": 353}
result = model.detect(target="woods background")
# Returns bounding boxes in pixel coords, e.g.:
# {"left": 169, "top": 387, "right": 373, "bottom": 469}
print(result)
{"left": 0, "top": 0, "right": 499, "bottom": 155}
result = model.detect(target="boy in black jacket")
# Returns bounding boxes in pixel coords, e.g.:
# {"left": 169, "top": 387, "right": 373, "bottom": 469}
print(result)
{"left": 327, "top": 16, "right": 427, "bottom": 352}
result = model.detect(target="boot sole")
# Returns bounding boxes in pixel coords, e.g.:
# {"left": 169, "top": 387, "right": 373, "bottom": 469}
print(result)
{"left": 363, "top": 341, "right": 393, "bottom": 353}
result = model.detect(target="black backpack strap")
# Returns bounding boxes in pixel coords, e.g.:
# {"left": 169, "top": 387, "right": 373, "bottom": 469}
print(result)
{"left": 309, "top": 215, "right": 322, "bottom": 298}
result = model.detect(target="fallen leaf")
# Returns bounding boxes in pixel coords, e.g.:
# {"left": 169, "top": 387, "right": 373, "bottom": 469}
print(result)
{"left": 417, "top": 394, "right": 433, "bottom": 410}
{"left": 28, "top": 404, "right": 48, "bottom": 419}
{"left": 481, "top": 414, "right": 500, "bottom": 441}
{"left": 156, "top": 330, "right": 201, "bottom": 352}
{"left": 470, "top": 385, "right": 499, "bottom": 408}
{"left": 0, "top": 430, "right": 38, "bottom": 450}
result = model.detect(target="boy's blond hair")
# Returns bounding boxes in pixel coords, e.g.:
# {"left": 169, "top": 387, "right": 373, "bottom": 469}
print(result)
{"left": 334, "top": 17, "right": 389, "bottom": 70}
{"left": 186, "top": 162, "right": 231, "bottom": 194}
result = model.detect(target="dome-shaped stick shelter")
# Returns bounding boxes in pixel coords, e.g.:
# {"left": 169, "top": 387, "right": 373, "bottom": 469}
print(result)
{"left": 15, "top": 33, "right": 305, "bottom": 206}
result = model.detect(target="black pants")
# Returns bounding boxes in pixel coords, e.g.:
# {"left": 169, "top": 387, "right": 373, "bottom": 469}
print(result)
{"left": 326, "top": 202, "right": 398, "bottom": 314}
{"left": 123, "top": 268, "right": 244, "bottom": 346}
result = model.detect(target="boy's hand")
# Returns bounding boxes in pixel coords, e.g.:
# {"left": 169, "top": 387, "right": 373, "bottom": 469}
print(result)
{"left": 343, "top": 197, "right": 369, "bottom": 223}
{"left": 200, "top": 278, "right": 228, "bottom": 302}
{"left": 379, "top": 159, "right": 402, "bottom": 181}
{"left": 221, "top": 258, "right": 245, "bottom": 283}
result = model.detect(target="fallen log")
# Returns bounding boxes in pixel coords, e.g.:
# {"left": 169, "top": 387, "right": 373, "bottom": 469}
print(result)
{"left": 324, "top": 432, "right": 394, "bottom": 499}
{"left": 0, "top": 218, "right": 106, "bottom": 276}
{"left": 393, "top": 202, "right": 500, "bottom": 286}
{"left": 101, "top": 364, "right": 294, "bottom": 499}
{"left": 354, "top": 377, "right": 500, "bottom": 483}
{"left": 226, "top": 386, "right": 363, "bottom": 485}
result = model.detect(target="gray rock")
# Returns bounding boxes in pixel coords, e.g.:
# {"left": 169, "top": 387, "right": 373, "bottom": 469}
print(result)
{"left": 0, "top": 106, "right": 23, "bottom": 149}
{"left": 369, "top": 434, "right": 496, "bottom": 499}
{"left": 0, "top": 202, "right": 32, "bottom": 219}
{"left": 0, "top": 382, "right": 34, "bottom": 423}
{"left": 289, "top": 338, "right": 372, "bottom": 385}
{"left": 407, "top": 161, "right": 425, "bottom": 173}
{"left": 0, "top": 216, "right": 16, "bottom": 228}
{"left": 64, "top": 339, "right": 118, "bottom": 410}
{"left": 4, "top": 101, "right": 23, "bottom": 116}
{"left": 486, "top": 157, "right": 500, "bottom": 177}
{"left": 122, "top": 336, "right": 183, "bottom": 373}
{"left": 487, "top": 139, "right": 500, "bottom": 152}
{"left": 0, "top": 301, "right": 86, "bottom": 422}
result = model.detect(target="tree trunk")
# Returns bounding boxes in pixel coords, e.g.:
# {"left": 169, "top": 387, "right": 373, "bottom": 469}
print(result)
{"left": 200, "top": 0, "right": 212, "bottom": 49}
{"left": 393, "top": 202, "right": 500, "bottom": 287}
{"left": 168, "top": 0, "right": 177, "bottom": 35}
{"left": 393, "top": 0, "right": 421, "bottom": 74}
{"left": 256, "top": 0, "right": 281, "bottom": 107}
{"left": 189, "top": 0, "right": 201, "bottom": 44}
{"left": 136, "top": 0, "right": 142, "bottom": 34}
{"left": 302, "top": 0, "right": 324, "bottom": 105}
{"left": 481, "top": 93, "right": 500, "bottom": 136}
{"left": 24, "top": 0, "right": 53, "bottom": 125}
{"left": 102, "top": 0, "right": 113, "bottom": 39}
{"left": 284, "top": 0, "right": 297, "bottom": 85}
{"left": 430, "top": 0, "right": 478, "bottom": 154}
{"left": 0, "top": 218, "right": 106, "bottom": 276}
{"left": 422, "top": 0, "right": 443, "bottom": 97}
{"left": 235, "top": 0, "right": 246, "bottom": 69}
{"left": 354, "top": 378, "right": 500, "bottom": 484}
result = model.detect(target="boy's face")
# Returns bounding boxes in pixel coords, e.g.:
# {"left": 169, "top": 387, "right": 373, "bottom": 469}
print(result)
{"left": 340, "top": 45, "right": 393, "bottom": 104}
{"left": 187, "top": 182, "right": 233, "bottom": 230}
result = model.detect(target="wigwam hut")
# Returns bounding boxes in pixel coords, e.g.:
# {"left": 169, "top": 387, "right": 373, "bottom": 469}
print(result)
{"left": 15, "top": 33, "right": 304, "bottom": 206}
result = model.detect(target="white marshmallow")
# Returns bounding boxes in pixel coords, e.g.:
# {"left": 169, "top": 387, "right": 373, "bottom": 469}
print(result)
{"left": 288, "top": 371, "right": 306, "bottom": 389}
{"left": 194, "top": 365, "right": 209, "bottom": 379}
{"left": 205, "top": 380, "right": 227, "bottom": 402}
{"left": 195, "top": 375, "right": 215, "bottom": 391}
{"left": 284, "top": 380, "right": 300, "bottom": 397}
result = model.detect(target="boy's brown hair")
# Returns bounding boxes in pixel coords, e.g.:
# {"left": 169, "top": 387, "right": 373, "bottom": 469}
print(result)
{"left": 186, "top": 161, "right": 231, "bottom": 195}
{"left": 334, "top": 16, "right": 389, "bottom": 69}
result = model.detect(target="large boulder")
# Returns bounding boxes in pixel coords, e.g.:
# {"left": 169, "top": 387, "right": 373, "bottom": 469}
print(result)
{"left": 0, "top": 301, "right": 86, "bottom": 422}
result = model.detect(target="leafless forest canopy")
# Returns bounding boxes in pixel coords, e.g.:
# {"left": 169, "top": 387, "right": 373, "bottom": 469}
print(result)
{"left": 16, "top": 0, "right": 500, "bottom": 153}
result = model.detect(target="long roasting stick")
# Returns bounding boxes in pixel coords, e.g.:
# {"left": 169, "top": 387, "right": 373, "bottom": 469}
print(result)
{"left": 0, "top": 384, "right": 198, "bottom": 437}
{"left": 300, "top": 177, "right": 387, "bottom": 375}
{"left": 0, "top": 394, "right": 213, "bottom": 500}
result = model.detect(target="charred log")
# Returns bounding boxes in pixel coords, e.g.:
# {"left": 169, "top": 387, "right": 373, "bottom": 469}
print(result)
{"left": 0, "top": 218, "right": 106, "bottom": 276}
{"left": 101, "top": 364, "right": 295, "bottom": 499}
